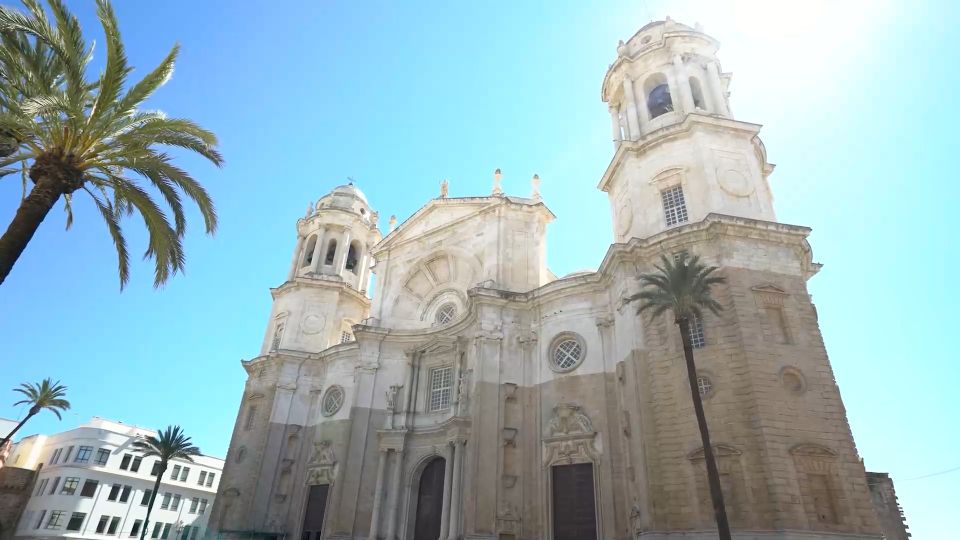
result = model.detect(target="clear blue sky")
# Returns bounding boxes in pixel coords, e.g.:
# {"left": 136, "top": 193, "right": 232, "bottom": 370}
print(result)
{"left": 0, "top": 0, "right": 957, "bottom": 537}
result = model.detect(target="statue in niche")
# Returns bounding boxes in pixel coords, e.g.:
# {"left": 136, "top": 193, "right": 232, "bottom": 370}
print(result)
{"left": 385, "top": 384, "right": 402, "bottom": 410}
{"left": 630, "top": 500, "right": 643, "bottom": 536}
{"left": 457, "top": 369, "right": 472, "bottom": 411}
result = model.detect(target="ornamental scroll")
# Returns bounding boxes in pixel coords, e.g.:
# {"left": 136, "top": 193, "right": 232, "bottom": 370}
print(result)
{"left": 305, "top": 440, "right": 338, "bottom": 485}
{"left": 542, "top": 403, "right": 600, "bottom": 467}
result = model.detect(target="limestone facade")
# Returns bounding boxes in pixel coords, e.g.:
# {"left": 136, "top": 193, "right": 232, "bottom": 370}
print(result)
{"left": 209, "top": 19, "right": 886, "bottom": 540}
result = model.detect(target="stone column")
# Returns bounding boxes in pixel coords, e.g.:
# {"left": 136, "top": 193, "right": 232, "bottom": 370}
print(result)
{"left": 287, "top": 234, "right": 304, "bottom": 280}
{"left": 386, "top": 449, "right": 404, "bottom": 540}
{"left": 673, "top": 54, "right": 695, "bottom": 112}
{"left": 446, "top": 439, "right": 465, "bottom": 540}
{"left": 608, "top": 105, "right": 621, "bottom": 149}
{"left": 635, "top": 80, "right": 651, "bottom": 131}
{"left": 706, "top": 61, "right": 729, "bottom": 116}
{"left": 439, "top": 442, "right": 455, "bottom": 539}
{"left": 622, "top": 78, "right": 641, "bottom": 140}
{"left": 368, "top": 449, "right": 388, "bottom": 540}
{"left": 310, "top": 226, "right": 327, "bottom": 273}
{"left": 333, "top": 230, "right": 352, "bottom": 275}
{"left": 359, "top": 248, "right": 372, "bottom": 293}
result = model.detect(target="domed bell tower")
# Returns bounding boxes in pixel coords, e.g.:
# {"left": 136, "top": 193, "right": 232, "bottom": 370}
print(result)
{"left": 600, "top": 18, "right": 777, "bottom": 242}
{"left": 261, "top": 183, "right": 382, "bottom": 355}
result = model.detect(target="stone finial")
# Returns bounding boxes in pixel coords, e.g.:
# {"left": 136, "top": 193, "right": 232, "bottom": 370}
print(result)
{"left": 531, "top": 174, "right": 541, "bottom": 199}
{"left": 371, "top": 211, "right": 379, "bottom": 227}
{"left": 492, "top": 168, "right": 503, "bottom": 196}
{"left": 305, "top": 201, "right": 314, "bottom": 218}
{"left": 388, "top": 215, "right": 397, "bottom": 232}
{"left": 440, "top": 179, "right": 449, "bottom": 198}
{"left": 616, "top": 39, "right": 627, "bottom": 57}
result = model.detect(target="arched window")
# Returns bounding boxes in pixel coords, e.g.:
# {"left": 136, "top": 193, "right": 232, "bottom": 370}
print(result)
{"left": 324, "top": 239, "right": 338, "bottom": 265}
{"left": 689, "top": 77, "right": 706, "bottom": 110}
{"left": 645, "top": 74, "right": 673, "bottom": 119}
{"left": 345, "top": 241, "right": 360, "bottom": 273}
{"left": 301, "top": 235, "right": 317, "bottom": 268}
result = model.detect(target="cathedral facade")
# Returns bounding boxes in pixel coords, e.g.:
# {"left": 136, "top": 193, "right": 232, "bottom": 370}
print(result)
{"left": 208, "top": 20, "right": 884, "bottom": 540}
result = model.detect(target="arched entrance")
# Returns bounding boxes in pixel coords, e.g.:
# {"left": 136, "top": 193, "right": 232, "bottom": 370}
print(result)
{"left": 413, "top": 457, "right": 446, "bottom": 540}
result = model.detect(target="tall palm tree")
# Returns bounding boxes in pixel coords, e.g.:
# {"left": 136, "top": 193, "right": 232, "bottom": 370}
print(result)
{"left": 628, "top": 252, "right": 731, "bottom": 540}
{"left": 131, "top": 425, "right": 200, "bottom": 540}
{"left": 0, "top": 378, "right": 69, "bottom": 448}
{"left": 0, "top": 0, "right": 223, "bottom": 288}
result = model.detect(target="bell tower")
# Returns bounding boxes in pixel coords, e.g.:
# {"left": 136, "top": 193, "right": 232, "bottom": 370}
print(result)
{"left": 600, "top": 18, "right": 777, "bottom": 242}
{"left": 261, "top": 183, "right": 381, "bottom": 355}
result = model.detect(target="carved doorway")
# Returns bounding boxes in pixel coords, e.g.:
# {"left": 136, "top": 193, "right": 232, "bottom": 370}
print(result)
{"left": 551, "top": 463, "right": 597, "bottom": 540}
{"left": 301, "top": 484, "right": 329, "bottom": 540}
{"left": 414, "top": 458, "right": 446, "bottom": 540}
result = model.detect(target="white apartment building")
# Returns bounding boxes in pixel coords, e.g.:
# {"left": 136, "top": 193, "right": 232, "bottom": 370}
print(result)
{"left": 7, "top": 417, "right": 223, "bottom": 540}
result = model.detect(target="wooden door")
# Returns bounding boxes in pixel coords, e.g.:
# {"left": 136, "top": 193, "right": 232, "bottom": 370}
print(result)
{"left": 301, "top": 484, "right": 329, "bottom": 540}
{"left": 414, "top": 458, "right": 446, "bottom": 540}
{"left": 551, "top": 463, "right": 597, "bottom": 540}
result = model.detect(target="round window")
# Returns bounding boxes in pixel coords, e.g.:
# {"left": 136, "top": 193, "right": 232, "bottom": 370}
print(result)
{"left": 321, "top": 385, "right": 345, "bottom": 417}
{"left": 550, "top": 334, "right": 585, "bottom": 372}
{"left": 696, "top": 375, "right": 714, "bottom": 398}
{"left": 435, "top": 303, "right": 457, "bottom": 325}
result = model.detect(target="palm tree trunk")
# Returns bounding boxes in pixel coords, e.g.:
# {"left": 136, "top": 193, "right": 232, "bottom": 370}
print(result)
{"left": 0, "top": 409, "right": 37, "bottom": 449}
{"left": 140, "top": 462, "right": 167, "bottom": 540}
{"left": 0, "top": 176, "right": 63, "bottom": 286}
{"left": 678, "top": 317, "right": 732, "bottom": 540}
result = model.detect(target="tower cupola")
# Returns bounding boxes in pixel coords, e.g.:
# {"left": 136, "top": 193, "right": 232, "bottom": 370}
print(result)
{"left": 599, "top": 19, "right": 777, "bottom": 243}
{"left": 288, "top": 182, "right": 382, "bottom": 293}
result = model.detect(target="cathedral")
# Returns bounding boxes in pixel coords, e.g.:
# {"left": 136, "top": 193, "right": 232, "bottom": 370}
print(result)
{"left": 208, "top": 19, "right": 892, "bottom": 540}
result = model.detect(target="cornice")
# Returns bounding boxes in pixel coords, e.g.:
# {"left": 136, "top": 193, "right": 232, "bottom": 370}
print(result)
{"left": 597, "top": 114, "right": 764, "bottom": 192}
{"left": 270, "top": 276, "right": 372, "bottom": 305}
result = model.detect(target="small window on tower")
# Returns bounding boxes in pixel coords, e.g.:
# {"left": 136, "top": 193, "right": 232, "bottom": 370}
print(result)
{"left": 345, "top": 242, "right": 360, "bottom": 273}
{"left": 689, "top": 77, "right": 707, "bottom": 110}
{"left": 434, "top": 303, "right": 457, "bottom": 326}
{"left": 324, "top": 239, "right": 338, "bottom": 265}
{"left": 661, "top": 185, "right": 688, "bottom": 226}
{"left": 301, "top": 235, "right": 317, "bottom": 268}
{"left": 340, "top": 331, "right": 353, "bottom": 344}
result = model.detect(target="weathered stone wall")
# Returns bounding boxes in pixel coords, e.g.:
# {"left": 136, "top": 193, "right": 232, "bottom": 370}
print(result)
{"left": 0, "top": 466, "right": 35, "bottom": 540}
{"left": 866, "top": 472, "right": 910, "bottom": 540}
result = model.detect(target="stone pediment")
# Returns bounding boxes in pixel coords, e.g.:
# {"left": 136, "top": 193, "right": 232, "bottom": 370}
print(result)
{"left": 750, "top": 283, "right": 787, "bottom": 295}
{"left": 374, "top": 198, "right": 500, "bottom": 252}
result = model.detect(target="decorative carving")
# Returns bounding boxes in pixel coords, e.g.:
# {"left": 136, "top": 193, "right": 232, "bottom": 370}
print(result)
{"left": 595, "top": 315, "right": 614, "bottom": 328}
{"left": 545, "top": 403, "right": 594, "bottom": 437}
{"left": 440, "top": 179, "right": 449, "bottom": 198}
{"left": 542, "top": 403, "right": 600, "bottom": 468}
{"left": 502, "top": 382, "right": 518, "bottom": 401}
{"left": 630, "top": 500, "right": 643, "bottom": 537}
{"left": 306, "top": 440, "right": 338, "bottom": 485}
{"left": 457, "top": 369, "right": 472, "bottom": 406}
{"left": 496, "top": 501, "right": 520, "bottom": 534}
{"left": 517, "top": 330, "right": 538, "bottom": 345}
{"left": 476, "top": 320, "right": 503, "bottom": 340}
{"left": 502, "top": 474, "right": 518, "bottom": 489}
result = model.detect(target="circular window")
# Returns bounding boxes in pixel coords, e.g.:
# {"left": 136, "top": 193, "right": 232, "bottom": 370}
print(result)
{"left": 780, "top": 367, "right": 806, "bottom": 395}
{"left": 696, "top": 375, "right": 714, "bottom": 398}
{"left": 321, "top": 385, "right": 345, "bottom": 417}
{"left": 435, "top": 303, "right": 457, "bottom": 325}
{"left": 549, "top": 334, "right": 586, "bottom": 373}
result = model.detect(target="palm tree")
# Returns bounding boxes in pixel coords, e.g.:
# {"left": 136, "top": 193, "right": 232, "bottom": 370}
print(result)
{"left": 0, "top": 0, "right": 223, "bottom": 288}
{"left": 0, "top": 378, "right": 69, "bottom": 448}
{"left": 628, "top": 253, "right": 731, "bottom": 540}
{"left": 131, "top": 425, "right": 200, "bottom": 540}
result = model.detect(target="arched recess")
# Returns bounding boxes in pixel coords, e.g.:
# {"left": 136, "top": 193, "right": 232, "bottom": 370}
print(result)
{"left": 689, "top": 76, "right": 707, "bottom": 110}
{"left": 345, "top": 241, "right": 361, "bottom": 273}
{"left": 402, "top": 451, "right": 448, "bottom": 540}
{"left": 324, "top": 239, "right": 338, "bottom": 266}
{"left": 790, "top": 444, "right": 844, "bottom": 527}
{"left": 302, "top": 235, "right": 318, "bottom": 268}
{"left": 644, "top": 73, "right": 673, "bottom": 118}
{"left": 388, "top": 248, "right": 484, "bottom": 328}
{"left": 687, "top": 444, "right": 749, "bottom": 527}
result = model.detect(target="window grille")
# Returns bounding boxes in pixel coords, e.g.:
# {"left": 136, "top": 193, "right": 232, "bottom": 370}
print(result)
{"left": 661, "top": 185, "right": 689, "bottom": 226}
{"left": 429, "top": 367, "right": 453, "bottom": 411}
{"left": 322, "top": 386, "right": 345, "bottom": 417}
{"left": 552, "top": 339, "right": 583, "bottom": 371}
{"left": 435, "top": 303, "right": 457, "bottom": 325}
{"left": 696, "top": 375, "right": 713, "bottom": 397}
{"left": 688, "top": 315, "right": 706, "bottom": 349}
{"left": 340, "top": 331, "right": 353, "bottom": 344}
